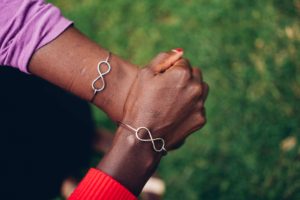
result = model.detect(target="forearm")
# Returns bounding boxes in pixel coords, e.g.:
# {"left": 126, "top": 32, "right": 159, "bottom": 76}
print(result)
{"left": 97, "top": 126, "right": 162, "bottom": 196}
{"left": 68, "top": 126, "right": 162, "bottom": 199}
{"left": 29, "top": 26, "right": 161, "bottom": 197}
{"left": 29, "top": 26, "right": 138, "bottom": 120}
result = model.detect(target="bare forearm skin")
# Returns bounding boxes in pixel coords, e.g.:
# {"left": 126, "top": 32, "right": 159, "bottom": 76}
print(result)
{"left": 29, "top": 26, "right": 137, "bottom": 121}
{"left": 97, "top": 127, "right": 162, "bottom": 196}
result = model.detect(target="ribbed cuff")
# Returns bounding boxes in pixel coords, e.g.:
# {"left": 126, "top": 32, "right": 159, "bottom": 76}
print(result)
{"left": 69, "top": 168, "right": 137, "bottom": 200}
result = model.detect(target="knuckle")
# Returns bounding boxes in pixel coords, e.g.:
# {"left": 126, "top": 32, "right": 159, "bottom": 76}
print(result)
{"left": 193, "top": 68, "right": 203, "bottom": 77}
{"left": 196, "top": 101, "right": 203, "bottom": 110}
{"left": 196, "top": 113, "right": 206, "bottom": 126}
{"left": 192, "top": 69, "right": 204, "bottom": 85}
{"left": 189, "top": 83, "right": 203, "bottom": 98}
{"left": 176, "top": 58, "right": 191, "bottom": 69}
{"left": 171, "top": 67, "right": 190, "bottom": 80}
{"left": 197, "top": 67, "right": 203, "bottom": 74}
{"left": 189, "top": 114, "right": 206, "bottom": 131}
{"left": 193, "top": 68, "right": 200, "bottom": 75}
{"left": 194, "top": 67, "right": 201, "bottom": 73}
{"left": 180, "top": 68, "right": 191, "bottom": 79}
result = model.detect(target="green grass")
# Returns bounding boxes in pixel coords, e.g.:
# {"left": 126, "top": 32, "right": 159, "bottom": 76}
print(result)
{"left": 49, "top": 0, "right": 300, "bottom": 199}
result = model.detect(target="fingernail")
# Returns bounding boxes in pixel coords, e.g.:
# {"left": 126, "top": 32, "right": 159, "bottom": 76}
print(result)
{"left": 172, "top": 48, "right": 183, "bottom": 53}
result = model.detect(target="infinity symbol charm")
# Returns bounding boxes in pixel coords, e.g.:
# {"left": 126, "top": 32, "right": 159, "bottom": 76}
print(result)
{"left": 92, "top": 53, "right": 111, "bottom": 95}
{"left": 135, "top": 127, "right": 167, "bottom": 153}
{"left": 118, "top": 122, "right": 167, "bottom": 154}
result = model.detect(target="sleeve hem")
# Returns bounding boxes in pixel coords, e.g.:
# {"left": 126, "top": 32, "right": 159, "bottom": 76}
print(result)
{"left": 24, "top": 18, "right": 73, "bottom": 74}
{"left": 68, "top": 168, "right": 137, "bottom": 200}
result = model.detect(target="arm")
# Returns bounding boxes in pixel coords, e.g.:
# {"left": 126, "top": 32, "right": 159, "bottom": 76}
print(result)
{"left": 29, "top": 26, "right": 185, "bottom": 121}
{"left": 1, "top": 0, "right": 208, "bottom": 198}
{"left": 0, "top": 0, "right": 182, "bottom": 121}
{"left": 29, "top": 26, "right": 184, "bottom": 121}
{"left": 70, "top": 54, "right": 209, "bottom": 198}
{"left": 28, "top": 26, "right": 138, "bottom": 121}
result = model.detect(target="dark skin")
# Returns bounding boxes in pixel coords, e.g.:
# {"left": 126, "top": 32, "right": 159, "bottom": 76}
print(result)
{"left": 29, "top": 27, "right": 183, "bottom": 121}
{"left": 29, "top": 26, "right": 208, "bottom": 196}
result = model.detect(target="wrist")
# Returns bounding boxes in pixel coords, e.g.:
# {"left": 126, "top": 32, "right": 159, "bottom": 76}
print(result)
{"left": 93, "top": 54, "right": 138, "bottom": 121}
{"left": 97, "top": 126, "right": 162, "bottom": 195}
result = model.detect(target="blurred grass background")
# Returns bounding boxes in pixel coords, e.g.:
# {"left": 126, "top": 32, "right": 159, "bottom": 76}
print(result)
{"left": 49, "top": 0, "right": 300, "bottom": 199}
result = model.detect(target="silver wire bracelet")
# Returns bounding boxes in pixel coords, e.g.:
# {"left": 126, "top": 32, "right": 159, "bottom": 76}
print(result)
{"left": 91, "top": 52, "right": 112, "bottom": 102}
{"left": 119, "top": 121, "right": 167, "bottom": 154}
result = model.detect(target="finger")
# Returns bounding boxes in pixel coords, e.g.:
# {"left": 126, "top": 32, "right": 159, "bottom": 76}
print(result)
{"left": 192, "top": 67, "right": 203, "bottom": 82}
{"left": 168, "top": 58, "right": 192, "bottom": 74}
{"left": 168, "top": 112, "right": 205, "bottom": 149}
{"left": 149, "top": 48, "right": 184, "bottom": 73}
{"left": 202, "top": 82, "right": 209, "bottom": 101}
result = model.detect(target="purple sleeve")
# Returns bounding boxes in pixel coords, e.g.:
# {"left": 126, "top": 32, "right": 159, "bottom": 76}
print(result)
{"left": 0, "top": 0, "right": 73, "bottom": 73}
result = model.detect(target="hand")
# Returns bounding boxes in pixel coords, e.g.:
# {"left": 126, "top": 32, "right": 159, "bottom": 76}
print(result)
{"left": 99, "top": 50, "right": 184, "bottom": 121}
{"left": 98, "top": 50, "right": 209, "bottom": 195}
{"left": 122, "top": 54, "right": 208, "bottom": 150}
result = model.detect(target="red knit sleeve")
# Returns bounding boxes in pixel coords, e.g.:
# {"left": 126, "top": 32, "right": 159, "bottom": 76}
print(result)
{"left": 68, "top": 168, "right": 137, "bottom": 200}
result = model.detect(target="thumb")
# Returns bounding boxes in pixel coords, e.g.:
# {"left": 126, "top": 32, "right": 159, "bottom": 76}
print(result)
{"left": 148, "top": 48, "right": 183, "bottom": 73}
